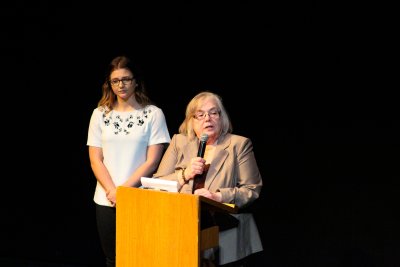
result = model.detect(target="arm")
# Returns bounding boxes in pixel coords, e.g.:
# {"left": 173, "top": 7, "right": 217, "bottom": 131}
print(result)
{"left": 121, "top": 143, "right": 165, "bottom": 187}
{"left": 92, "top": 144, "right": 166, "bottom": 205}
{"left": 89, "top": 146, "right": 116, "bottom": 204}
{"left": 219, "top": 138, "right": 263, "bottom": 208}
{"left": 152, "top": 135, "right": 186, "bottom": 184}
{"left": 122, "top": 106, "right": 172, "bottom": 185}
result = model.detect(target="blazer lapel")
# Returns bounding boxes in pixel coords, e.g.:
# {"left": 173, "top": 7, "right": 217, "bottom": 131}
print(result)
{"left": 205, "top": 134, "right": 231, "bottom": 189}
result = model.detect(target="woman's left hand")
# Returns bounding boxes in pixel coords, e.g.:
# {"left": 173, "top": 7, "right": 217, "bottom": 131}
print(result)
{"left": 194, "top": 188, "right": 222, "bottom": 202}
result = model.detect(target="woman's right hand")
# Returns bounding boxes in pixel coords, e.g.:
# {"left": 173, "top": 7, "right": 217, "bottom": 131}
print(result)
{"left": 185, "top": 157, "right": 206, "bottom": 180}
{"left": 106, "top": 188, "right": 117, "bottom": 206}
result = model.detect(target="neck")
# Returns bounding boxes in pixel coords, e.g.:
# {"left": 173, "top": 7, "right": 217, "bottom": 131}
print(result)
{"left": 206, "top": 136, "right": 218, "bottom": 145}
{"left": 115, "top": 96, "right": 142, "bottom": 112}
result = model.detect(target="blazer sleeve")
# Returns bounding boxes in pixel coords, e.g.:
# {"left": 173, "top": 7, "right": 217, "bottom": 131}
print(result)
{"left": 152, "top": 134, "right": 180, "bottom": 181}
{"left": 219, "top": 137, "right": 263, "bottom": 208}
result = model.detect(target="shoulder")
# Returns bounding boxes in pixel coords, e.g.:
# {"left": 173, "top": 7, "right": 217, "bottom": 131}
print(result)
{"left": 171, "top": 133, "right": 189, "bottom": 142}
{"left": 221, "top": 134, "right": 254, "bottom": 152}
{"left": 224, "top": 134, "right": 251, "bottom": 145}
{"left": 170, "top": 134, "right": 191, "bottom": 146}
{"left": 144, "top": 105, "right": 165, "bottom": 117}
{"left": 90, "top": 107, "right": 106, "bottom": 118}
{"left": 145, "top": 104, "right": 162, "bottom": 112}
{"left": 96, "top": 105, "right": 110, "bottom": 113}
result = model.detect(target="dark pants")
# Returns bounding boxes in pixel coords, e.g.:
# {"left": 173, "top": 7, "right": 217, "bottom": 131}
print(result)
{"left": 96, "top": 204, "right": 116, "bottom": 267}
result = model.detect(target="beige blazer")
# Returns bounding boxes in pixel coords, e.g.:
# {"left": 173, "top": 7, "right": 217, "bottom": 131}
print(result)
{"left": 153, "top": 133, "right": 263, "bottom": 208}
{"left": 153, "top": 133, "right": 264, "bottom": 264}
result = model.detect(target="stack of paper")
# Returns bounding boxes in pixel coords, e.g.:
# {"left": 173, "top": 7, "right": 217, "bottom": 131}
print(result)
{"left": 140, "top": 177, "right": 179, "bottom": 193}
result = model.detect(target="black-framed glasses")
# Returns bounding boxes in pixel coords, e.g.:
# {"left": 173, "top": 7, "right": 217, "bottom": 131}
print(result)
{"left": 109, "top": 77, "right": 134, "bottom": 86}
{"left": 193, "top": 109, "right": 220, "bottom": 120}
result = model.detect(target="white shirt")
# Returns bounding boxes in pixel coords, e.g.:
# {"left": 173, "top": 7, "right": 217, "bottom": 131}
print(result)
{"left": 87, "top": 105, "right": 171, "bottom": 206}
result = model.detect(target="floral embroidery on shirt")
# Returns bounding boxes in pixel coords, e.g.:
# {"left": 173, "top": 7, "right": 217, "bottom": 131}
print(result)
{"left": 101, "top": 107, "right": 152, "bottom": 135}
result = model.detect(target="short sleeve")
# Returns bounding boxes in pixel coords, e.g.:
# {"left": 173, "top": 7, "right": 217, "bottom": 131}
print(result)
{"left": 148, "top": 107, "right": 171, "bottom": 146}
{"left": 87, "top": 108, "right": 103, "bottom": 148}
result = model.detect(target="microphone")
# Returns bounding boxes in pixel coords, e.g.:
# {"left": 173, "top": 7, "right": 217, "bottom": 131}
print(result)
{"left": 197, "top": 133, "right": 209, "bottom": 158}
{"left": 192, "top": 133, "right": 208, "bottom": 193}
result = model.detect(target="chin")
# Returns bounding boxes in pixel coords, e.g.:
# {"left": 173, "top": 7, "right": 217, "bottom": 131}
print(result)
{"left": 203, "top": 130, "right": 213, "bottom": 135}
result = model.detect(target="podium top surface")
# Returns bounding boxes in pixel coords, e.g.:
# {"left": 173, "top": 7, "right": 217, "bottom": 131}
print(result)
{"left": 199, "top": 195, "right": 238, "bottom": 214}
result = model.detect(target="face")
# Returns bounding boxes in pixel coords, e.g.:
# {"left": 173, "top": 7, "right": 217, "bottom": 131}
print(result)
{"left": 109, "top": 68, "right": 137, "bottom": 100}
{"left": 192, "top": 98, "right": 221, "bottom": 144}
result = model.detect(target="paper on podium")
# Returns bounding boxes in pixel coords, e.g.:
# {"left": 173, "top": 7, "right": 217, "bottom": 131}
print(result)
{"left": 140, "top": 177, "right": 179, "bottom": 193}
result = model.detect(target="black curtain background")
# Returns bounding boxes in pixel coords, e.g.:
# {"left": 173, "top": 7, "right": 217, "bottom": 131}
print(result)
{"left": 2, "top": 1, "right": 397, "bottom": 267}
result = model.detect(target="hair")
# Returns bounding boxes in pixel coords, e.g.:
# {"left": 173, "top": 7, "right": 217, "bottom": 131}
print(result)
{"left": 97, "top": 55, "right": 152, "bottom": 113}
{"left": 178, "top": 91, "right": 232, "bottom": 140}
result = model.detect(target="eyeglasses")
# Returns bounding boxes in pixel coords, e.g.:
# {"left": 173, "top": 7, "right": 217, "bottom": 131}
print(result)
{"left": 193, "top": 109, "right": 220, "bottom": 120}
{"left": 109, "top": 77, "right": 134, "bottom": 86}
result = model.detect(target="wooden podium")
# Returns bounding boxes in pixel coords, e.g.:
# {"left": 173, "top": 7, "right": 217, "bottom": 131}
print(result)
{"left": 116, "top": 186, "right": 237, "bottom": 267}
